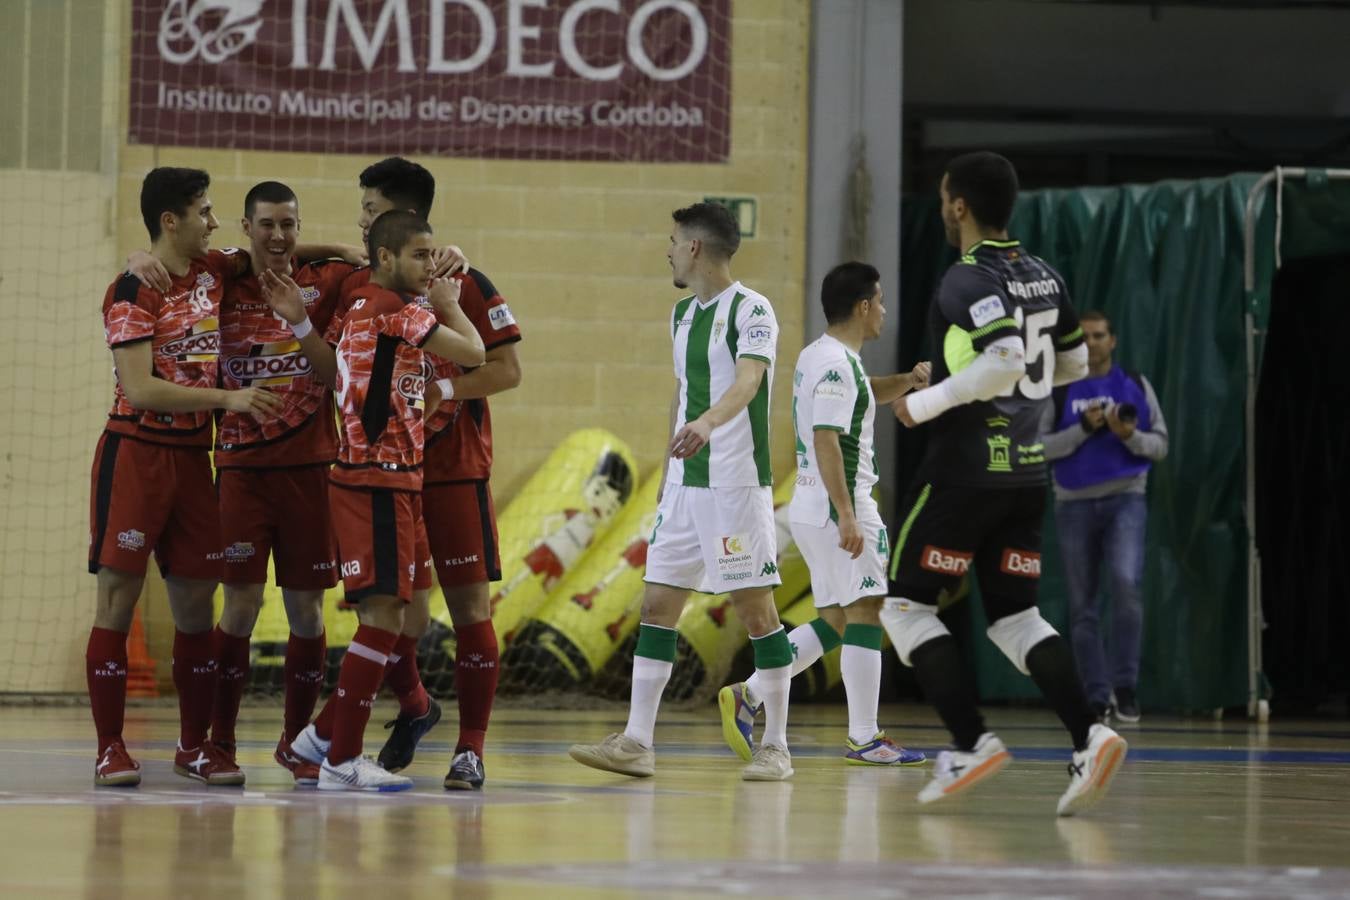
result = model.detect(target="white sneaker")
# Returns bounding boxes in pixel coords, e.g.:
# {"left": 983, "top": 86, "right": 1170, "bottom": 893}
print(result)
{"left": 742, "top": 743, "right": 793, "bottom": 781}
{"left": 568, "top": 733, "right": 655, "bottom": 777}
{"left": 290, "top": 723, "right": 330, "bottom": 766}
{"left": 318, "top": 754, "right": 414, "bottom": 792}
{"left": 1057, "top": 723, "right": 1128, "bottom": 817}
{"left": 916, "top": 733, "right": 1011, "bottom": 805}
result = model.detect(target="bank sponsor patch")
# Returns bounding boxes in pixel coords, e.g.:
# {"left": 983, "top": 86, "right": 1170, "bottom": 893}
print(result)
{"left": 920, "top": 545, "right": 973, "bottom": 575}
{"left": 999, "top": 548, "right": 1041, "bottom": 578}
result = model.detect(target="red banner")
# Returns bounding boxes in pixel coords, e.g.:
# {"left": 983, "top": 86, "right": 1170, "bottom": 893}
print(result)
{"left": 129, "top": 0, "right": 731, "bottom": 162}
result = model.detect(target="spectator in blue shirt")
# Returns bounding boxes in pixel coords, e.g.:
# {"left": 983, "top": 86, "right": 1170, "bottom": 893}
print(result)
{"left": 1040, "top": 311, "right": 1168, "bottom": 723}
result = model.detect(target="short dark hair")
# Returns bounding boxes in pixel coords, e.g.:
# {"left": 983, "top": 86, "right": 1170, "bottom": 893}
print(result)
{"left": 944, "top": 151, "right": 1019, "bottom": 231}
{"left": 672, "top": 202, "right": 741, "bottom": 259}
{"left": 244, "top": 181, "right": 298, "bottom": 219}
{"left": 1080, "top": 310, "right": 1113, "bottom": 335}
{"left": 821, "top": 261, "right": 881, "bottom": 325}
{"left": 141, "top": 167, "right": 210, "bottom": 241}
{"left": 359, "top": 157, "right": 435, "bottom": 218}
{"left": 367, "top": 210, "right": 432, "bottom": 263}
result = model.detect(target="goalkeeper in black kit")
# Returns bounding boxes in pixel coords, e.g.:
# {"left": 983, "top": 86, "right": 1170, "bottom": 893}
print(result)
{"left": 885, "top": 151, "right": 1128, "bottom": 816}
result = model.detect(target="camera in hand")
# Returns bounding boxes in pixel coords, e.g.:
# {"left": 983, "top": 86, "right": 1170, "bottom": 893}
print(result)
{"left": 1116, "top": 402, "right": 1138, "bottom": 424}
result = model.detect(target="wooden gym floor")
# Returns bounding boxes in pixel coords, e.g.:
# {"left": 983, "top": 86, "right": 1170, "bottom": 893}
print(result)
{"left": 0, "top": 702, "right": 1347, "bottom": 899}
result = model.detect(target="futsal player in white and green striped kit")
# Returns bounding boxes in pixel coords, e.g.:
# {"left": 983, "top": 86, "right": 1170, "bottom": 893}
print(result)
{"left": 720, "top": 262, "right": 929, "bottom": 766}
{"left": 569, "top": 202, "right": 797, "bottom": 781}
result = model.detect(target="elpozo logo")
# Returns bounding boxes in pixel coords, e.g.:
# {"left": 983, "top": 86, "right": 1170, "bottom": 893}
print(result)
{"left": 159, "top": 0, "right": 264, "bottom": 65}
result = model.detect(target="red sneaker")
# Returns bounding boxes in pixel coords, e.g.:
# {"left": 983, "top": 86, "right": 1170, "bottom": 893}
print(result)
{"left": 274, "top": 732, "right": 320, "bottom": 786}
{"left": 174, "top": 741, "right": 246, "bottom": 786}
{"left": 95, "top": 741, "right": 141, "bottom": 787}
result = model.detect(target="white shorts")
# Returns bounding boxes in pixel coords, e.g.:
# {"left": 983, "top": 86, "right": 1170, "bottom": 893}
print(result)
{"left": 644, "top": 484, "right": 781, "bottom": 594}
{"left": 790, "top": 497, "right": 888, "bottom": 608}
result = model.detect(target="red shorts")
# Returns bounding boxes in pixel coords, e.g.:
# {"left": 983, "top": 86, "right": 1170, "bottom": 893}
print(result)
{"left": 88, "top": 432, "right": 221, "bottom": 581}
{"left": 424, "top": 479, "right": 503, "bottom": 587}
{"left": 329, "top": 483, "right": 431, "bottom": 603}
{"left": 218, "top": 466, "right": 338, "bottom": 590}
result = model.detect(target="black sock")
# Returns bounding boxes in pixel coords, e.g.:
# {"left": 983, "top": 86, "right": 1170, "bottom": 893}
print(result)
{"left": 1025, "top": 636, "right": 1096, "bottom": 751}
{"left": 910, "top": 635, "right": 985, "bottom": 752}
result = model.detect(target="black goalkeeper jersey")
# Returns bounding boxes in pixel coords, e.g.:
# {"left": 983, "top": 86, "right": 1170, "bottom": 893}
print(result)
{"left": 918, "top": 239, "right": 1084, "bottom": 488}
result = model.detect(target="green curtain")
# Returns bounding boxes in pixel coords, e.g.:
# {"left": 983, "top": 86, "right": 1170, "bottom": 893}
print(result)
{"left": 898, "top": 175, "right": 1274, "bottom": 711}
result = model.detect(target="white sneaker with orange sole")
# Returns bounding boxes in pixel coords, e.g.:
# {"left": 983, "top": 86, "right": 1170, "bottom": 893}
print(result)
{"left": 1057, "top": 723, "right": 1128, "bottom": 817}
{"left": 916, "top": 732, "right": 1011, "bottom": 805}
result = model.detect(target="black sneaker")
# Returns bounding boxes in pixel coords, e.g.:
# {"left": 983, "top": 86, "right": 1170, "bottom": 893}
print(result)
{"left": 444, "top": 748, "right": 485, "bottom": 790}
{"left": 377, "top": 697, "right": 442, "bottom": 772}
{"left": 1114, "top": 688, "right": 1141, "bottom": 724}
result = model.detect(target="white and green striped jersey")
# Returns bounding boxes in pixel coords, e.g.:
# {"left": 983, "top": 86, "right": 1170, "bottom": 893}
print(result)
{"left": 789, "top": 334, "right": 877, "bottom": 525}
{"left": 667, "top": 281, "right": 777, "bottom": 488}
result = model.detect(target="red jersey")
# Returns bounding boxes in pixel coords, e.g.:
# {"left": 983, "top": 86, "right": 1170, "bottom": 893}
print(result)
{"left": 330, "top": 282, "right": 440, "bottom": 491}
{"left": 421, "top": 268, "right": 521, "bottom": 484}
{"left": 102, "top": 249, "right": 243, "bottom": 448}
{"left": 215, "top": 259, "right": 355, "bottom": 468}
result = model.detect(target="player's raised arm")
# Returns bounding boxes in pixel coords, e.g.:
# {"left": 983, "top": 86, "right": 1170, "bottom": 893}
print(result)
{"left": 295, "top": 242, "right": 367, "bottom": 266}
{"left": 423, "top": 277, "right": 485, "bottom": 367}
{"left": 870, "top": 361, "right": 932, "bottom": 404}
{"left": 112, "top": 341, "right": 282, "bottom": 419}
{"left": 259, "top": 268, "right": 339, "bottom": 387}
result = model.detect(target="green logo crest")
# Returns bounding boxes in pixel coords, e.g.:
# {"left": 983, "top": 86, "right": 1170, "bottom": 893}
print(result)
{"left": 761, "top": 561, "right": 778, "bottom": 576}
{"left": 861, "top": 576, "right": 880, "bottom": 590}
{"left": 986, "top": 434, "right": 1012, "bottom": 472}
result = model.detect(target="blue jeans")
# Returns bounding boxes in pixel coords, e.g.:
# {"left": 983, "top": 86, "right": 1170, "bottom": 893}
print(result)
{"left": 1055, "top": 493, "right": 1147, "bottom": 707}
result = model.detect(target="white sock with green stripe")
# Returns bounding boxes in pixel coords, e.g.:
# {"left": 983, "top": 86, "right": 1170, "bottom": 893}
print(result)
{"left": 841, "top": 623, "right": 884, "bottom": 745}
{"left": 751, "top": 627, "right": 795, "bottom": 750}
{"left": 744, "top": 618, "right": 840, "bottom": 709}
{"left": 624, "top": 623, "right": 677, "bottom": 748}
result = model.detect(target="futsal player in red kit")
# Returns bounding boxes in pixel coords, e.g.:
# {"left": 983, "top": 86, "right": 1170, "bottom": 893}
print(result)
{"left": 282, "top": 210, "right": 484, "bottom": 791}
{"left": 87, "top": 167, "right": 282, "bottom": 786}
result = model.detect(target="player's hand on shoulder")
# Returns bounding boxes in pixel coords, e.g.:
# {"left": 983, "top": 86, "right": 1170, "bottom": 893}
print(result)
{"left": 127, "top": 250, "right": 172, "bottom": 293}
{"left": 225, "top": 386, "right": 284, "bottom": 420}
{"left": 259, "top": 269, "right": 306, "bottom": 324}
{"left": 892, "top": 395, "right": 918, "bottom": 428}
{"left": 837, "top": 514, "right": 864, "bottom": 559}
{"left": 432, "top": 244, "right": 470, "bottom": 278}
{"left": 669, "top": 416, "right": 713, "bottom": 459}
{"left": 335, "top": 243, "right": 369, "bottom": 266}
{"left": 428, "top": 276, "right": 464, "bottom": 315}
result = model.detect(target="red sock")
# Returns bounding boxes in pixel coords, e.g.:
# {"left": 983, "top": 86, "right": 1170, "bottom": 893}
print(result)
{"left": 173, "top": 629, "right": 218, "bottom": 750}
{"left": 86, "top": 627, "right": 129, "bottom": 755}
{"left": 210, "top": 627, "right": 251, "bottom": 745}
{"left": 382, "top": 633, "right": 430, "bottom": 718}
{"left": 313, "top": 690, "right": 337, "bottom": 741}
{"left": 283, "top": 632, "right": 326, "bottom": 742}
{"left": 454, "top": 619, "right": 499, "bottom": 756}
{"left": 328, "top": 625, "right": 399, "bottom": 764}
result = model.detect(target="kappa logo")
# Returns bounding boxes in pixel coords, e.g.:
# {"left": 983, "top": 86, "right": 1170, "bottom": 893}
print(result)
{"left": 158, "top": 0, "right": 264, "bottom": 66}
{"left": 760, "top": 561, "right": 778, "bottom": 577}
{"left": 117, "top": 529, "right": 146, "bottom": 551}
{"left": 751, "top": 304, "right": 768, "bottom": 317}
{"left": 920, "top": 545, "right": 973, "bottom": 575}
{"left": 822, "top": 369, "right": 844, "bottom": 383}
{"left": 1000, "top": 548, "right": 1042, "bottom": 578}
{"left": 860, "top": 576, "right": 881, "bottom": 590}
